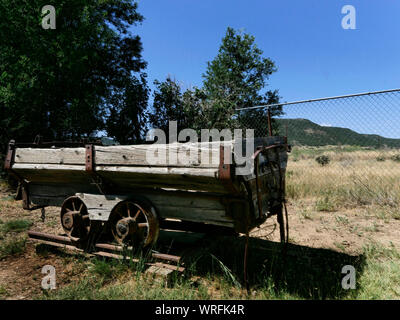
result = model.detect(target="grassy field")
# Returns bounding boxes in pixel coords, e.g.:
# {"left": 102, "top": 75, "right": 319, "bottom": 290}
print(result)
{"left": 1, "top": 145, "right": 400, "bottom": 300}
{"left": 287, "top": 146, "right": 400, "bottom": 215}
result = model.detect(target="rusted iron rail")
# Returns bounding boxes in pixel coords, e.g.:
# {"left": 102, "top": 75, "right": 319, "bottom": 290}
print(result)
{"left": 27, "top": 231, "right": 184, "bottom": 272}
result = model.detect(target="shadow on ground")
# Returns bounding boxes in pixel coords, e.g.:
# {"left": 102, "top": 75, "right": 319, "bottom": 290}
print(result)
{"left": 31, "top": 229, "right": 365, "bottom": 300}
{"left": 157, "top": 230, "right": 365, "bottom": 299}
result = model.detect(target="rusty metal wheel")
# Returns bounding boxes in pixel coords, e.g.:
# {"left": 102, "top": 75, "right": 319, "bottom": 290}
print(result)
{"left": 109, "top": 199, "right": 159, "bottom": 247}
{"left": 60, "top": 196, "right": 90, "bottom": 242}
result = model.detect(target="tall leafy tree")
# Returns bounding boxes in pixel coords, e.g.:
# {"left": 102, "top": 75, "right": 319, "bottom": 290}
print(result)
{"left": 202, "top": 27, "right": 282, "bottom": 133}
{"left": 148, "top": 77, "right": 203, "bottom": 139}
{"left": 148, "top": 78, "right": 185, "bottom": 134}
{"left": 0, "top": 0, "right": 147, "bottom": 160}
{"left": 105, "top": 74, "right": 149, "bottom": 144}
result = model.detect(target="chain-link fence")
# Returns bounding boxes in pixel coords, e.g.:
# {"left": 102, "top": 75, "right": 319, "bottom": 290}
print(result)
{"left": 237, "top": 89, "right": 400, "bottom": 216}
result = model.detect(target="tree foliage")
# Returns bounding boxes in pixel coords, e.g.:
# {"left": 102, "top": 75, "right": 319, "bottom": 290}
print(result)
{"left": 148, "top": 28, "right": 282, "bottom": 137}
{"left": 202, "top": 27, "right": 282, "bottom": 131}
{"left": 105, "top": 74, "right": 149, "bottom": 144}
{"left": 148, "top": 78, "right": 185, "bottom": 135}
{"left": 0, "top": 0, "right": 147, "bottom": 155}
{"left": 148, "top": 78, "right": 204, "bottom": 139}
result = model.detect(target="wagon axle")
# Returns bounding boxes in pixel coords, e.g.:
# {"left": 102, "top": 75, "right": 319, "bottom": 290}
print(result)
{"left": 115, "top": 217, "right": 147, "bottom": 239}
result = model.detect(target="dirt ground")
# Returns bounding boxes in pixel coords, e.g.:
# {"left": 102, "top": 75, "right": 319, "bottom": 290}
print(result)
{"left": 0, "top": 186, "right": 399, "bottom": 299}
{"left": 0, "top": 184, "right": 88, "bottom": 299}
{"left": 253, "top": 201, "right": 400, "bottom": 255}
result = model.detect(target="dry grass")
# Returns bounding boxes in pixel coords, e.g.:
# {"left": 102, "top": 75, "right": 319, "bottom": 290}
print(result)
{"left": 286, "top": 146, "right": 400, "bottom": 219}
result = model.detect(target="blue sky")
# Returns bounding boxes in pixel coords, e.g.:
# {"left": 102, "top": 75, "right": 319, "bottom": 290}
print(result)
{"left": 134, "top": 0, "right": 400, "bottom": 138}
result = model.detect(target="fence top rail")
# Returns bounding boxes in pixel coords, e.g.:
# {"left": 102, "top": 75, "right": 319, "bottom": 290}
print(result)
{"left": 235, "top": 88, "right": 400, "bottom": 111}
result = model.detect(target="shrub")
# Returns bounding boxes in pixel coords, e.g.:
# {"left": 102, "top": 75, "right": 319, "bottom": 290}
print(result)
{"left": 391, "top": 154, "right": 400, "bottom": 162}
{"left": 315, "top": 155, "right": 330, "bottom": 166}
{"left": 376, "top": 155, "right": 386, "bottom": 162}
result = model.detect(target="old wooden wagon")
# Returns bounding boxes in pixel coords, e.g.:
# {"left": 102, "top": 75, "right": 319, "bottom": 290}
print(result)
{"left": 4, "top": 136, "right": 289, "bottom": 253}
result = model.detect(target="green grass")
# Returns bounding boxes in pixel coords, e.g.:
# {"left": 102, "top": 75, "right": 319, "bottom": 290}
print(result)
{"left": 351, "top": 243, "right": 400, "bottom": 299}
{"left": 90, "top": 259, "right": 116, "bottom": 279}
{"left": 0, "top": 285, "right": 8, "bottom": 298}
{"left": 42, "top": 260, "right": 212, "bottom": 300}
{"left": 47, "top": 277, "right": 211, "bottom": 300}
{"left": 0, "top": 237, "right": 27, "bottom": 259}
{"left": 89, "top": 258, "right": 131, "bottom": 281}
{"left": 315, "top": 196, "right": 336, "bottom": 212}
{"left": 335, "top": 216, "right": 349, "bottom": 226}
{"left": 1, "top": 219, "right": 32, "bottom": 233}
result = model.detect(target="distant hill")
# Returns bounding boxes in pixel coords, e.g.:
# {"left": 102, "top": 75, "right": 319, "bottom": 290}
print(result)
{"left": 277, "top": 118, "right": 400, "bottom": 148}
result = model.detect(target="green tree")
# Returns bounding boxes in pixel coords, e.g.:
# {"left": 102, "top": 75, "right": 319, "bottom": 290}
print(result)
{"left": 0, "top": 0, "right": 147, "bottom": 157}
{"left": 148, "top": 77, "right": 185, "bottom": 134}
{"left": 236, "top": 90, "right": 281, "bottom": 137}
{"left": 105, "top": 74, "right": 149, "bottom": 144}
{"left": 148, "top": 77, "right": 203, "bottom": 139}
{"left": 202, "top": 27, "right": 282, "bottom": 133}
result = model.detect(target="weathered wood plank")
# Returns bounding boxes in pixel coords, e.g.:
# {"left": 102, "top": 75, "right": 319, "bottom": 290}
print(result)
{"left": 29, "top": 183, "right": 97, "bottom": 197}
{"left": 12, "top": 163, "right": 227, "bottom": 192}
{"left": 95, "top": 144, "right": 220, "bottom": 168}
{"left": 77, "top": 192, "right": 231, "bottom": 224}
{"left": 14, "top": 143, "right": 222, "bottom": 168}
{"left": 97, "top": 165, "right": 219, "bottom": 177}
{"left": 13, "top": 163, "right": 85, "bottom": 171}
{"left": 15, "top": 148, "right": 86, "bottom": 165}
{"left": 13, "top": 163, "right": 219, "bottom": 178}
{"left": 29, "top": 189, "right": 234, "bottom": 227}
{"left": 157, "top": 206, "right": 231, "bottom": 224}
{"left": 13, "top": 138, "right": 286, "bottom": 167}
{"left": 12, "top": 164, "right": 90, "bottom": 184}
{"left": 145, "top": 193, "right": 226, "bottom": 210}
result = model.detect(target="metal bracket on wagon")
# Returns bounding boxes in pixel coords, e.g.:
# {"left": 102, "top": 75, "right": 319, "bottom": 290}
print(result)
{"left": 218, "top": 145, "right": 240, "bottom": 195}
{"left": 85, "top": 144, "right": 112, "bottom": 195}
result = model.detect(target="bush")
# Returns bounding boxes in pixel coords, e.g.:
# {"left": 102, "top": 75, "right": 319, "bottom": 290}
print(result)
{"left": 391, "top": 154, "right": 400, "bottom": 162}
{"left": 376, "top": 155, "right": 386, "bottom": 162}
{"left": 315, "top": 155, "right": 330, "bottom": 166}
